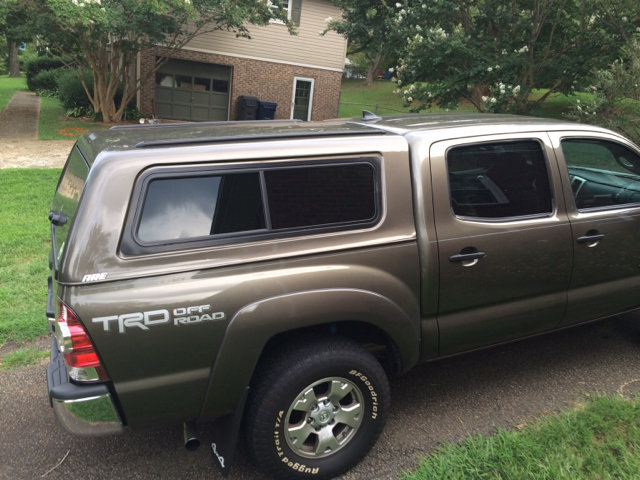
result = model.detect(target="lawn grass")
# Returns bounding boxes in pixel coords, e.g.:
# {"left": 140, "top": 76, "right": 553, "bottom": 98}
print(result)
{"left": 0, "top": 169, "right": 61, "bottom": 345}
{"left": 0, "top": 346, "right": 49, "bottom": 370}
{"left": 339, "top": 79, "right": 478, "bottom": 118}
{"left": 528, "top": 90, "right": 594, "bottom": 119}
{"left": 402, "top": 395, "right": 640, "bottom": 480}
{"left": 339, "top": 79, "right": 413, "bottom": 117}
{"left": 0, "top": 75, "right": 27, "bottom": 112}
{"left": 338, "top": 80, "right": 593, "bottom": 119}
{"left": 38, "top": 96, "right": 109, "bottom": 140}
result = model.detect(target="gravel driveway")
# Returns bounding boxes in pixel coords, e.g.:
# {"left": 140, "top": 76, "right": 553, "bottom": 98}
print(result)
{"left": 2, "top": 314, "right": 640, "bottom": 480}
{"left": 0, "top": 140, "right": 74, "bottom": 169}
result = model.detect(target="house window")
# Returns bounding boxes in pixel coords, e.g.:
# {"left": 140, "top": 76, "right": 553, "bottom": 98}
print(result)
{"left": 269, "top": 0, "right": 291, "bottom": 21}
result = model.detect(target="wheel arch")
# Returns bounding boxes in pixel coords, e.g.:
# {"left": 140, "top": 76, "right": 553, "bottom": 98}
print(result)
{"left": 199, "top": 288, "right": 420, "bottom": 421}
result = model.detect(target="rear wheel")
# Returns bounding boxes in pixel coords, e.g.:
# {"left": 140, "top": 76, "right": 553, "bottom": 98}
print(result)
{"left": 245, "top": 336, "right": 390, "bottom": 479}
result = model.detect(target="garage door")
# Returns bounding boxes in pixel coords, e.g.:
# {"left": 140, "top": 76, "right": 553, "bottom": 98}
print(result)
{"left": 155, "top": 59, "right": 231, "bottom": 122}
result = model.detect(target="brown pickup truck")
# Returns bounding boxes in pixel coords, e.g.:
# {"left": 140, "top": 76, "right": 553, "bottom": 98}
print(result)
{"left": 46, "top": 113, "right": 640, "bottom": 479}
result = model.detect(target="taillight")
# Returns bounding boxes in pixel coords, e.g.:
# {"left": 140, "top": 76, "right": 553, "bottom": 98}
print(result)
{"left": 55, "top": 301, "right": 108, "bottom": 382}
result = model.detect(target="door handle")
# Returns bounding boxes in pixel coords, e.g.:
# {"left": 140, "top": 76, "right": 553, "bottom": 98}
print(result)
{"left": 576, "top": 231, "right": 605, "bottom": 247}
{"left": 449, "top": 250, "right": 486, "bottom": 267}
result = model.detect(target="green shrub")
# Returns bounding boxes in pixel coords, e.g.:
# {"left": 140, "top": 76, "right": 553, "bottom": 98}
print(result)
{"left": 56, "top": 69, "right": 128, "bottom": 118}
{"left": 25, "top": 57, "right": 65, "bottom": 91}
{"left": 30, "top": 68, "right": 62, "bottom": 96}
{"left": 56, "top": 68, "right": 93, "bottom": 113}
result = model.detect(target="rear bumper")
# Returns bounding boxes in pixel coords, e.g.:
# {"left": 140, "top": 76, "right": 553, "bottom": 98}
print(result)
{"left": 47, "top": 338, "right": 123, "bottom": 436}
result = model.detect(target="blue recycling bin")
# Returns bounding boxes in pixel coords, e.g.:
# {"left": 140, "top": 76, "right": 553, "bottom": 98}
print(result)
{"left": 257, "top": 101, "right": 277, "bottom": 120}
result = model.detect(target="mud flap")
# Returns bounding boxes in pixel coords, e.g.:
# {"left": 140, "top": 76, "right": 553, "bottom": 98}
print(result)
{"left": 210, "top": 386, "right": 249, "bottom": 477}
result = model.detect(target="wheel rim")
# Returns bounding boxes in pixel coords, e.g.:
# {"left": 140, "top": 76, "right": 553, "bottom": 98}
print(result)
{"left": 284, "top": 377, "right": 364, "bottom": 459}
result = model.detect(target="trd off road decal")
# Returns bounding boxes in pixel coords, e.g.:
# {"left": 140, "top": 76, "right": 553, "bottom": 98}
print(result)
{"left": 92, "top": 304, "right": 226, "bottom": 333}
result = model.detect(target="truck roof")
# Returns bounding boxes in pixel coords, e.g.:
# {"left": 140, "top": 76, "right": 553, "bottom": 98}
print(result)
{"left": 75, "top": 113, "right": 610, "bottom": 165}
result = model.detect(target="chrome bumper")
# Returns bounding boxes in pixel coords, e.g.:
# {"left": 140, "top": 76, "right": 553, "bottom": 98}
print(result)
{"left": 47, "top": 338, "right": 123, "bottom": 436}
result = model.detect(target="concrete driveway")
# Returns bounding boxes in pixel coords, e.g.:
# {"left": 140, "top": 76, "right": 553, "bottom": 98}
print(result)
{"left": 2, "top": 313, "right": 640, "bottom": 480}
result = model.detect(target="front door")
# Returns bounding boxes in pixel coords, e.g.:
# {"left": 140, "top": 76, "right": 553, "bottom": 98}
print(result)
{"left": 291, "top": 77, "right": 314, "bottom": 121}
{"left": 549, "top": 132, "right": 640, "bottom": 325}
{"left": 429, "top": 134, "right": 573, "bottom": 355}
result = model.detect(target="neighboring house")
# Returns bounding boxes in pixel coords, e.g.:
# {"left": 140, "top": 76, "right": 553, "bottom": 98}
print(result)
{"left": 137, "top": 0, "right": 346, "bottom": 122}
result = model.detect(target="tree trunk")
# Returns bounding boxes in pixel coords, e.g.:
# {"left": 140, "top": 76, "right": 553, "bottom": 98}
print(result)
{"left": 470, "top": 83, "right": 490, "bottom": 112}
{"left": 8, "top": 41, "right": 20, "bottom": 77}
{"left": 365, "top": 50, "right": 384, "bottom": 87}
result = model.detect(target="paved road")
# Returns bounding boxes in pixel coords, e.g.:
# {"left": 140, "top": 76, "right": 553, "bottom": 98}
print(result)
{"left": 2, "top": 314, "right": 640, "bottom": 480}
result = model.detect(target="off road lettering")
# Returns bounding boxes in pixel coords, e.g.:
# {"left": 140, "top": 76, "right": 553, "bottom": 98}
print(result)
{"left": 92, "top": 306, "right": 225, "bottom": 333}
{"left": 92, "top": 310, "right": 170, "bottom": 333}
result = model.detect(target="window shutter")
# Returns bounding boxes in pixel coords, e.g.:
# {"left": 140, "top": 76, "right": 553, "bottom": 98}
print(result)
{"left": 291, "top": 0, "right": 302, "bottom": 26}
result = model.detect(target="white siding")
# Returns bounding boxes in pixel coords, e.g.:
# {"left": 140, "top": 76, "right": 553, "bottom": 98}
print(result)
{"left": 185, "top": 0, "right": 346, "bottom": 71}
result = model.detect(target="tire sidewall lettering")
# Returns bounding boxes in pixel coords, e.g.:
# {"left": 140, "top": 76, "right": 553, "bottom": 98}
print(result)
{"left": 348, "top": 369, "right": 379, "bottom": 420}
{"left": 273, "top": 408, "right": 322, "bottom": 475}
{"left": 270, "top": 367, "right": 382, "bottom": 475}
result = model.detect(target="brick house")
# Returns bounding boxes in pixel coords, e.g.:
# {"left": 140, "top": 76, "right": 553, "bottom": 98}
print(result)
{"left": 137, "top": 0, "right": 346, "bottom": 122}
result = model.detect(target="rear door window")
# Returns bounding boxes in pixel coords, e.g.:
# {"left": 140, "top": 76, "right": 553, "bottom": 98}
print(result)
{"left": 447, "top": 140, "right": 553, "bottom": 219}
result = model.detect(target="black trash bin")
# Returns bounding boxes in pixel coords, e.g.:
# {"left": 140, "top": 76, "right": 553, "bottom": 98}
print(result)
{"left": 237, "top": 96, "right": 259, "bottom": 120}
{"left": 257, "top": 101, "right": 277, "bottom": 120}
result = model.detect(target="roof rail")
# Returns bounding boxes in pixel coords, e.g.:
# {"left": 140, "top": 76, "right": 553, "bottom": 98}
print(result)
{"left": 134, "top": 129, "right": 386, "bottom": 149}
{"left": 110, "top": 119, "right": 301, "bottom": 131}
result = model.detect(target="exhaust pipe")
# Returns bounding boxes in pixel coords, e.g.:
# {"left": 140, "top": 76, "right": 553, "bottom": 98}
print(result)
{"left": 183, "top": 422, "right": 200, "bottom": 451}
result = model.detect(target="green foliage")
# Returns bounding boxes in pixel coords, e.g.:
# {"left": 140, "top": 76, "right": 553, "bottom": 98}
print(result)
{"left": 25, "top": 56, "right": 65, "bottom": 91}
{"left": 56, "top": 68, "right": 129, "bottom": 118}
{"left": 29, "top": 68, "right": 62, "bottom": 95}
{"left": 327, "top": 1, "right": 403, "bottom": 85}
{"left": 0, "top": 347, "right": 49, "bottom": 370}
{"left": 0, "top": 169, "right": 60, "bottom": 345}
{"left": 565, "top": 40, "right": 640, "bottom": 145}
{"left": 402, "top": 396, "right": 640, "bottom": 480}
{"left": 55, "top": 68, "right": 93, "bottom": 113}
{"left": 392, "top": 0, "right": 640, "bottom": 114}
{"left": 1, "top": 1, "right": 39, "bottom": 75}
{"left": 18, "top": 42, "right": 40, "bottom": 69}
{"left": 34, "top": 0, "right": 292, "bottom": 122}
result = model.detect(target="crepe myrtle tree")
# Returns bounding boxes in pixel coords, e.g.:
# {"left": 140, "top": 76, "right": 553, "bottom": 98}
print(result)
{"left": 35, "top": 0, "right": 292, "bottom": 122}
{"left": 324, "top": 0, "right": 404, "bottom": 87}
{"left": 391, "top": 0, "right": 640, "bottom": 114}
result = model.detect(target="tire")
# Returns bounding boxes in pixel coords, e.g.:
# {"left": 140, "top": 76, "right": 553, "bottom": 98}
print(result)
{"left": 244, "top": 335, "right": 390, "bottom": 480}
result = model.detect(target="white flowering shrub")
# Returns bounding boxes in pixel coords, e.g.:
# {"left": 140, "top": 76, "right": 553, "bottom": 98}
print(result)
{"left": 388, "top": 0, "right": 640, "bottom": 115}
{"left": 566, "top": 45, "right": 640, "bottom": 144}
